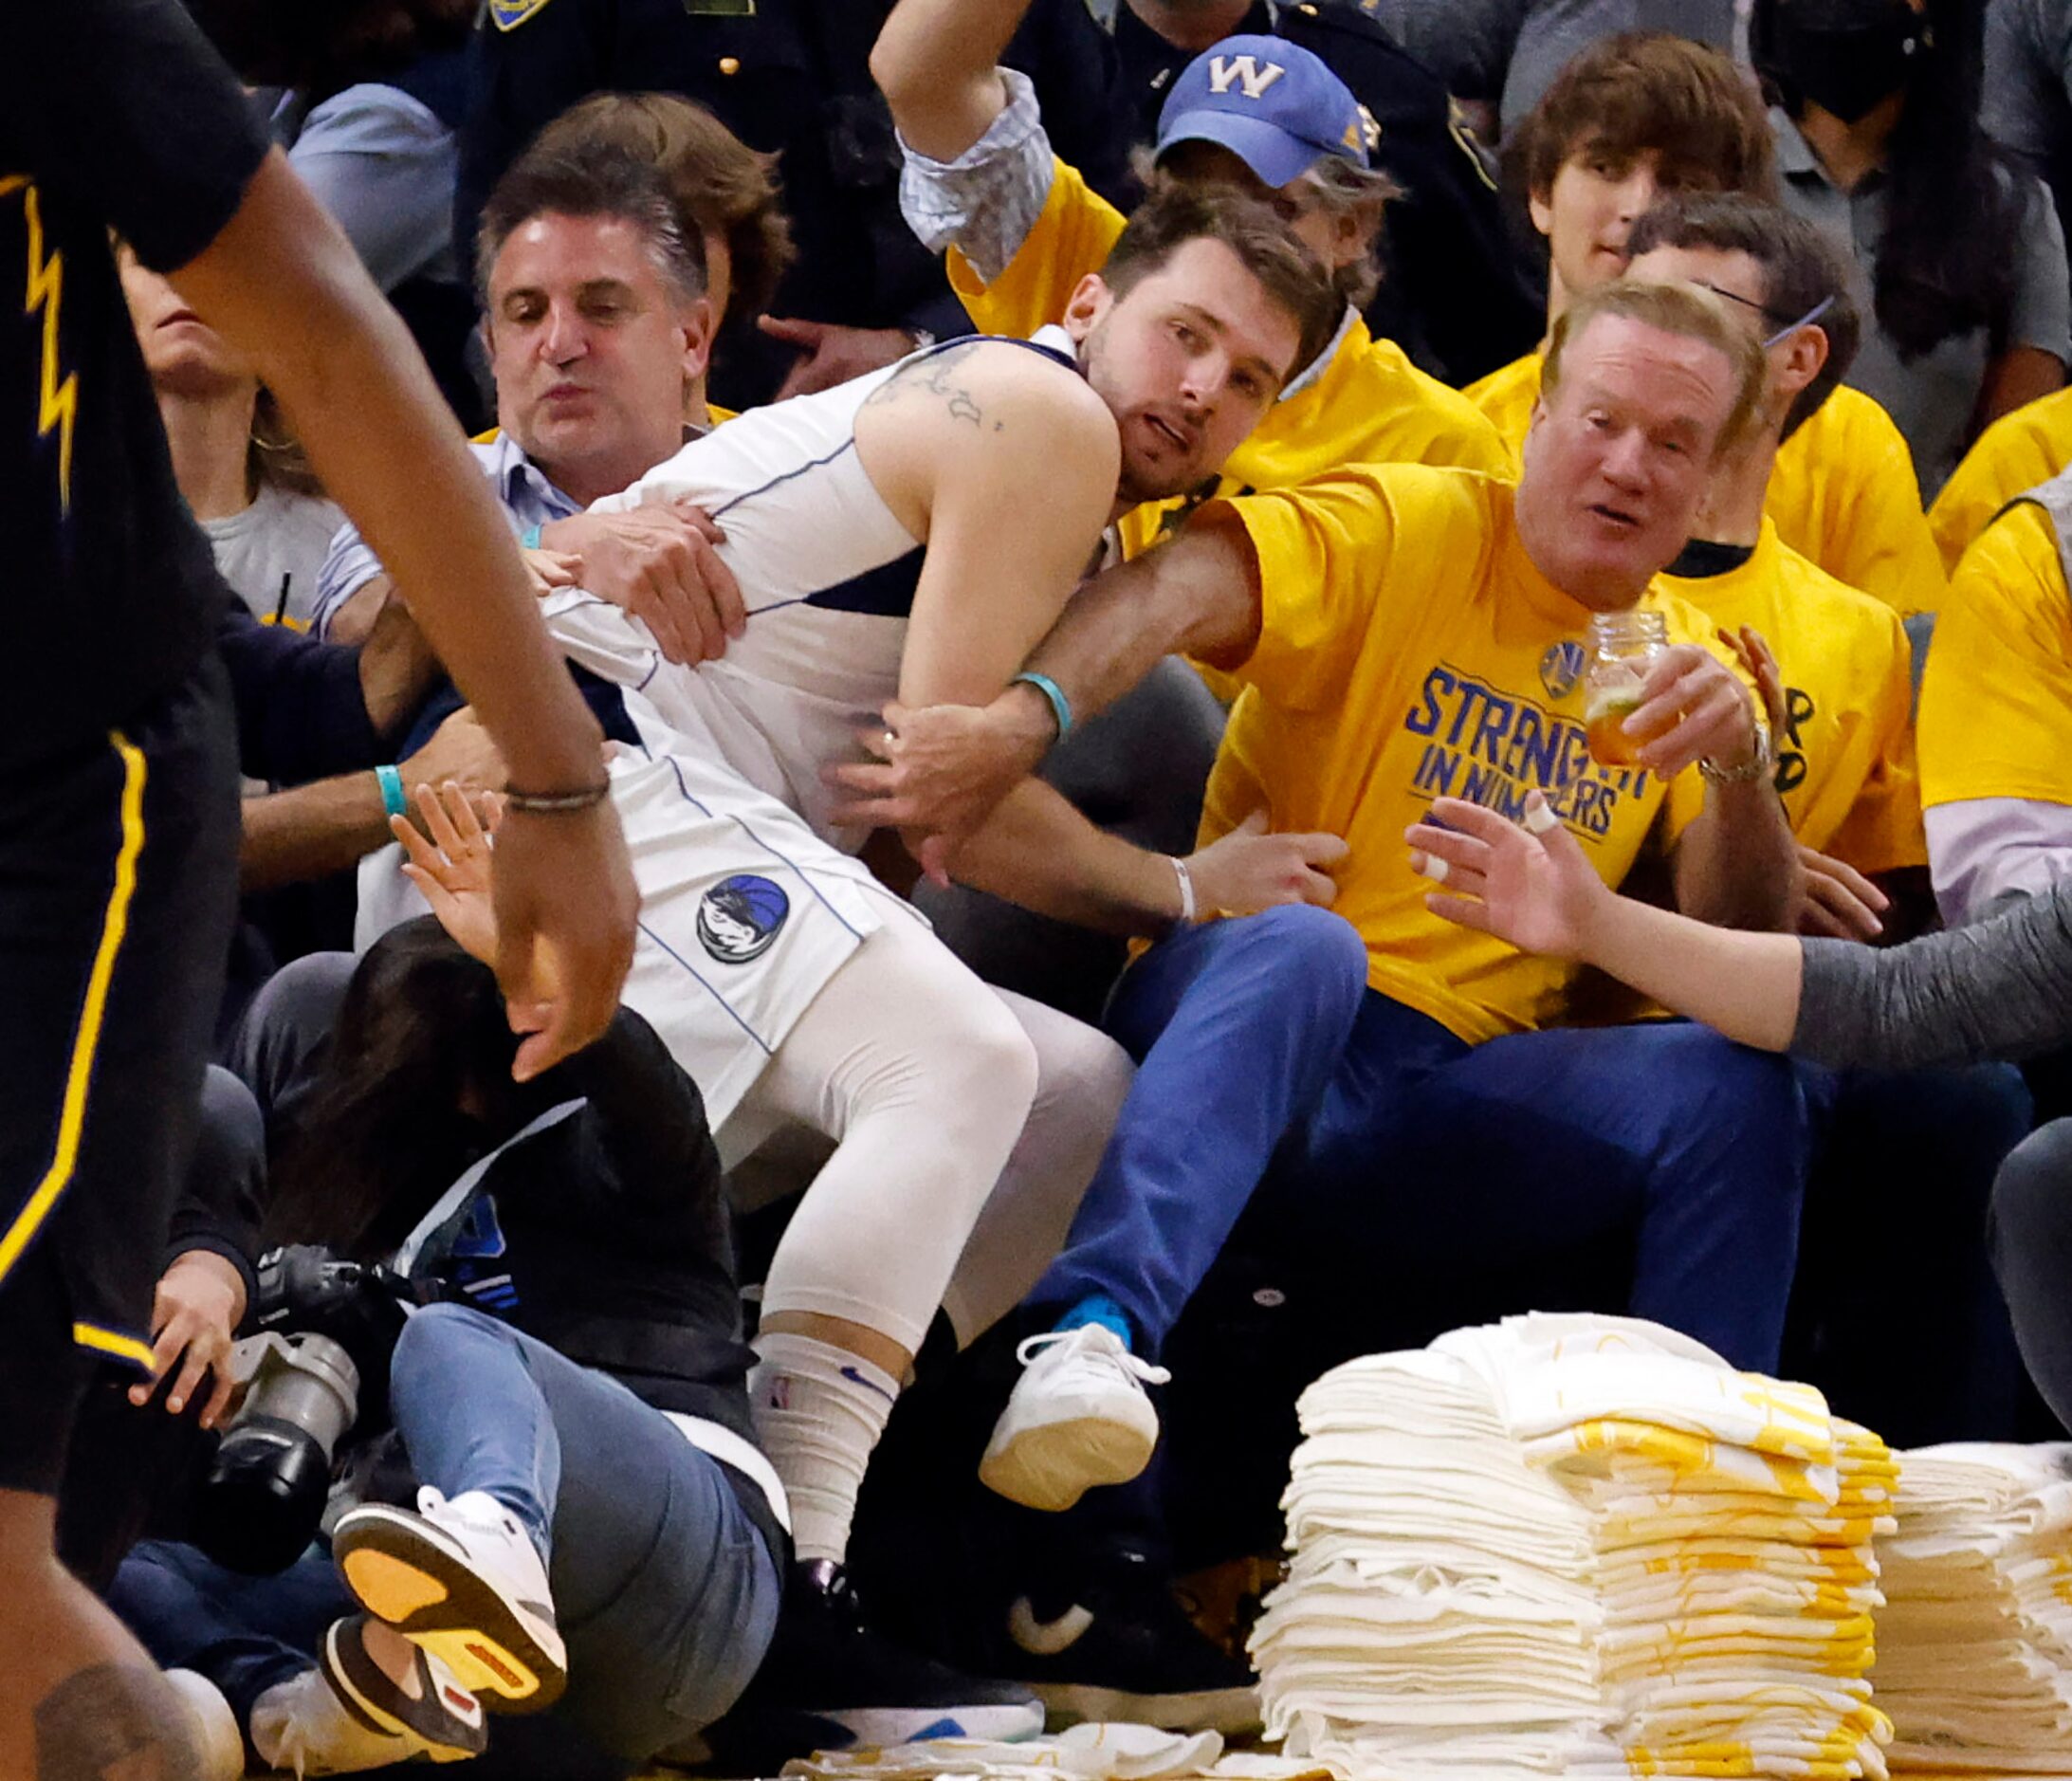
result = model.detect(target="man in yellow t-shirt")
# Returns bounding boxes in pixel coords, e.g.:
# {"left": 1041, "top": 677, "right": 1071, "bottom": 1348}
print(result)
{"left": 872, "top": 0, "right": 1510, "bottom": 560}
{"left": 1627, "top": 198, "right": 1925, "bottom": 898}
{"left": 1465, "top": 34, "right": 1946, "bottom": 617}
{"left": 845, "top": 283, "right": 1805, "bottom": 1532}
{"left": 1928, "top": 385, "right": 2072, "bottom": 575}
{"left": 1919, "top": 473, "right": 2072, "bottom": 927}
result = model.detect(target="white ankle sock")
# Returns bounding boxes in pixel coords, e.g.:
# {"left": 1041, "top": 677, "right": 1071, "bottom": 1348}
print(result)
{"left": 748, "top": 1331, "right": 900, "bottom": 1564}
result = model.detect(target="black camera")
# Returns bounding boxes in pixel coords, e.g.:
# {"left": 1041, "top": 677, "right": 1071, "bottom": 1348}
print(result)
{"left": 191, "top": 1246, "right": 414, "bottom": 1574}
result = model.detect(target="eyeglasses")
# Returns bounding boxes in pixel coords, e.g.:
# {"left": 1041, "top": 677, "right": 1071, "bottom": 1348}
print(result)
{"left": 1697, "top": 282, "right": 1837, "bottom": 348}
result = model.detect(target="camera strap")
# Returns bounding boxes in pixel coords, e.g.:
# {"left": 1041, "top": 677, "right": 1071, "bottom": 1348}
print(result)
{"left": 392, "top": 1098, "right": 589, "bottom": 1281}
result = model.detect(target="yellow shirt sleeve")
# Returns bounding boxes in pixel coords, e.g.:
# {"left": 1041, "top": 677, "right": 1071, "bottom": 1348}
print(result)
{"left": 945, "top": 156, "right": 1126, "bottom": 340}
{"left": 1928, "top": 385, "right": 2072, "bottom": 574}
{"left": 1219, "top": 469, "right": 1406, "bottom": 712}
{"left": 1919, "top": 501, "right": 2072, "bottom": 808}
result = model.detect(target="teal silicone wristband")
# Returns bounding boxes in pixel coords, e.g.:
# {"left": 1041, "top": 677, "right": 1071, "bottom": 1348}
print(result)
{"left": 376, "top": 763, "right": 407, "bottom": 819}
{"left": 521, "top": 522, "right": 544, "bottom": 551}
{"left": 1010, "top": 670, "right": 1073, "bottom": 743}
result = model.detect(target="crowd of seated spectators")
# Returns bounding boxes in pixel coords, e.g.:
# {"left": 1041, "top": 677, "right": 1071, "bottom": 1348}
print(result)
{"left": 34, "top": 0, "right": 2072, "bottom": 1775}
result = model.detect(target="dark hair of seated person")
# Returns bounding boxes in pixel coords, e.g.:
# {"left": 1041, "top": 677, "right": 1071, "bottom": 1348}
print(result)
{"left": 1102, "top": 178, "right": 1346, "bottom": 384}
{"left": 530, "top": 92, "right": 798, "bottom": 335}
{"left": 264, "top": 922, "right": 533, "bottom": 1263}
{"left": 1506, "top": 32, "right": 1779, "bottom": 213}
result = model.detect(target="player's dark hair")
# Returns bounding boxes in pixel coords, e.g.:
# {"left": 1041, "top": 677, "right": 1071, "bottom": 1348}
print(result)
{"left": 1751, "top": 0, "right": 2022, "bottom": 359}
{"left": 476, "top": 139, "right": 709, "bottom": 309}
{"left": 531, "top": 93, "right": 797, "bottom": 333}
{"left": 181, "top": 0, "right": 471, "bottom": 87}
{"left": 1510, "top": 32, "right": 1777, "bottom": 206}
{"left": 1101, "top": 180, "right": 1344, "bottom": 382}
{"left": 1626, "top": 192, "right": 1862, "bottom": 441}
{"left": 266, "top": 921, "right": 526, "bottom": 1261}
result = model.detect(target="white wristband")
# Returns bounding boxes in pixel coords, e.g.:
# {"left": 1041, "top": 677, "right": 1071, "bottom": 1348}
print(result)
{"left": 1169, "top": 855, "right": 1198, "bottom": 926}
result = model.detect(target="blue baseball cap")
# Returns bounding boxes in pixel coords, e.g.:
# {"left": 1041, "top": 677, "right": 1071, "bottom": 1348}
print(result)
{"left": 1155, "top": 35, "right": 1370, "bottom": 190}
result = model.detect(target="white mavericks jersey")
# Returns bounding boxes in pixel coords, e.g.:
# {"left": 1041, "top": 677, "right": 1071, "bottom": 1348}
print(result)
{"left": 355, "top": 686, "right": 913, "bottom": 1135}
{"left": 541, "top": 332, "right": 1078, "bottom": 852}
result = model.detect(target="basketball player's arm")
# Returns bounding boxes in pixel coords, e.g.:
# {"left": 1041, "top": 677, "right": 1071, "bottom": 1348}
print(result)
{"left": 874, "top": 345, "right": 1122, "bottom": 708}
{"left": 831, "top": 511, "right": 1263, "bottom": 841}
{"left": 169, "top": 147, "right": 635, "bottom": 1076}
{"left": 871, "top": 0, "right": 1036, "bottom": 161}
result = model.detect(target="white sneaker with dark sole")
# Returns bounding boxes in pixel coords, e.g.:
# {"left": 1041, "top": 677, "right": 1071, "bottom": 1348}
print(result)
{"left": 980, "top": 1326, "right": 1171, "bottom": 1512}
{"left": 334, "top": 1487, "right": 566, "bottom": 1713}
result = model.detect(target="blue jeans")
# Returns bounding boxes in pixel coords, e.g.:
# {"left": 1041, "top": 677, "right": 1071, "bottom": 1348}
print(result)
{"left": 1030, "top": 905, "right": 1370, "bottom": 1349}
{"left": 113, "top": 1305, "right": 780, "bottom": 1767}
{"left": 1033, "top": 909, "right": 1811, "bottom": 1370}
{"left": 386, "top": 1304, "right": 780, "bottom": 1753}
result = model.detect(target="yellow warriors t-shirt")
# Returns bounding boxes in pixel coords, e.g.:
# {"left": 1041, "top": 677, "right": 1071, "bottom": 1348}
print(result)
{"left": 1928, "top": 384, "right": 2072, "bottom": 574}
{"left": 1919, "top": 501, "right": 2072, "bottom": 810}
{"left": 1200, "top": 464, "right": 1722, "bottom": 1046}
{"left": 1661, "top": 520, "right": 1924, "bottom": 872}
{"left": 947, "top": 156, "right": 1512, "bottom": 559}
{"left": 1464, "top": 353, "right": 1946, "bottom": 616}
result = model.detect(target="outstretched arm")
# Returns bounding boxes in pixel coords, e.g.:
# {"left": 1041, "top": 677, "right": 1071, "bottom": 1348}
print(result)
{"left": 871, "top": 0, "right": 1036, "bottom": 161}
{"left": 945, "top": 779, "right": 1346, "bottom": 935}
{"left": 1408, "top": 793, "right": 1804, "bottom": 1048}
{"left": 1407, "top": 791, "right": 2072, "bottom": 1070}
{"left": 830, "top": 512, "right": 1264, "bottom": 840}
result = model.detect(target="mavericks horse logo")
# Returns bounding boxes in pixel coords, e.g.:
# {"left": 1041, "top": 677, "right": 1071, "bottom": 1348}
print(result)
{"left": 697, "top": 874, "right": 790, "bottom": 964}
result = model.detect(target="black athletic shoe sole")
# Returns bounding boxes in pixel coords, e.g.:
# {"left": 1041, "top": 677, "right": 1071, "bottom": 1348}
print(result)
{"left": 334, "top": 1506, "right": 566, "bottom": 1714}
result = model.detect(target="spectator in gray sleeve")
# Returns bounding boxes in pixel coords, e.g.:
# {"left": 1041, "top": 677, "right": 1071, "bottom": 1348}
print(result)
{"left": 1369, "top": 0, "right": 1735, "bottom": 140}
{"left": 1405, "top": 793, "right": 2072, "bottom": 1438}
{"left": 1985, "top": 0, "right": 2072, "bottom": 230}
{"left": 1755, "top": 0, "right": 2070, "bottom": 498}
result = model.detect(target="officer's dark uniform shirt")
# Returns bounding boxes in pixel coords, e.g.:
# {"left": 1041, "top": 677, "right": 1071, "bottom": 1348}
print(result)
{"left": 1, "top": 0, "right": 269, "bottom": 772}
{"left": 1106, "top": 0, "right": 1543, "bottom": 382}
{"left": 458, "top": 0, "right": 1135, "bottom": 411}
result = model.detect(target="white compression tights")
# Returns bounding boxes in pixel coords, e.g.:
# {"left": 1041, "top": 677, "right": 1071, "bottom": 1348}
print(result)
{"left": 723, "top": 901, "right": 1043, "bottom": 1356}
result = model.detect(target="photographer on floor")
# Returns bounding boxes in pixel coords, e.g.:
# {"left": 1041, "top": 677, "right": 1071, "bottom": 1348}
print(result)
{"left": 100, "top": 792, "right": 786, "bottom": 1778}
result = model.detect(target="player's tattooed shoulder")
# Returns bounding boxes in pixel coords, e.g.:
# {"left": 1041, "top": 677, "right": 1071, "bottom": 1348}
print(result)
{"left": 864, "top": 340, "right": 987, "bottom": 427}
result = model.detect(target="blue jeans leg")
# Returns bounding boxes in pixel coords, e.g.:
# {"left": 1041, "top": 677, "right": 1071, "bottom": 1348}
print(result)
{"left": 108, "top": 1539, "right": 348, "bottom": 1724}
{"left": 1279, "top": 1001, "right": 1810, "bottom": 1371}
{"left": 388, "top": 1304, "right": 781, "bottom": 1757}
{"left": 1026, "top": 905, "right": 1368, "bottom": 1352}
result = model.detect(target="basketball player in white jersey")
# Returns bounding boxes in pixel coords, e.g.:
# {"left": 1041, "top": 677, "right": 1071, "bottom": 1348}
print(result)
{"left": 541, "top": 179, "right": 1343, "bottom": 898}
{"left": 334, "top": 137, "right": 1345, "bottom": 1751}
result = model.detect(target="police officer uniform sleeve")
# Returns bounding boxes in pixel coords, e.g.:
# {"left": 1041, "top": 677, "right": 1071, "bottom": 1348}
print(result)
{"left": 3, "top": 0, "right": 269, "bottom": 273}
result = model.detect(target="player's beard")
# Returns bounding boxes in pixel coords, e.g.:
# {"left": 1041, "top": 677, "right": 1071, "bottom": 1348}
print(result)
{"left": 1083, "top": 316, "right": 1205, "bottom": 507}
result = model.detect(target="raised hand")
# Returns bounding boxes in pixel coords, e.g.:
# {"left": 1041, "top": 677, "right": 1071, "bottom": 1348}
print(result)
{"left": 392, "top": 780, "right": 504, "bottom": 967}
{"left": 1403, "top": 792, "right": 1610, "bottom": 959}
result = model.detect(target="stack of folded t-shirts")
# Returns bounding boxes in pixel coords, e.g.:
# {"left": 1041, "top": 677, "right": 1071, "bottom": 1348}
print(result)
{"left": 1250, "top": 1313, "right": 1896, "bottom": 1780}
{"left": 1871, "top": 1442, "right": 2072, "bottom": 1777}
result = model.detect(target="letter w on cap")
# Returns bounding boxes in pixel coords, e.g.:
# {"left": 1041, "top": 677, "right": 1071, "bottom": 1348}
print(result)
{"left": 1206, "top": 54, "right": 1286, "bottom": 101}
